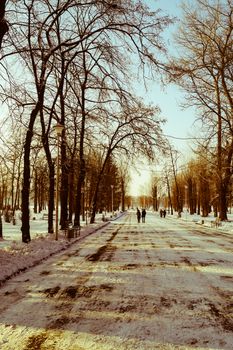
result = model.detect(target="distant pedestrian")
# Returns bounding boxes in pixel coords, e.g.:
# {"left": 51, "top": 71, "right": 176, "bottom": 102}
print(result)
{"left": 160, "top": 209, "right": 163, "bottom": 218}
{"left": 163, "top": 209, "right": 166, "bottom": 218}
{"left": 142, "top": 208, "right": 146, "bottom": 223}
{"left": 136, "top": 208, "right": 141, "bottom": 223}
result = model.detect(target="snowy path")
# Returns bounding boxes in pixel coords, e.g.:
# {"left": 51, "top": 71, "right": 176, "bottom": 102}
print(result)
{"left": 0, "top": 212, "right": 232, "bottom": 350}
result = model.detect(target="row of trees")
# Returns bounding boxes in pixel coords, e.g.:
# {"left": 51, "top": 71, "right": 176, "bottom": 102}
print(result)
{"left": 0, "top": 0, "right": 171, "bottom": 242}
{"left": 151, "top": 151, "right": 231, "bottom": 218}
{"left": 0, "top": 0, "right": 232, "bottom": 242}
{"left": 147, "top": 0, "right": 232, "bottom": 220}
{"left": 149, "top": 0, "right": 233, "bottom": 220}
{"left": 0, "top": 132, "right": 124, "bottom": 218}
{"left": 166, "top": 0, "right": 233, "bottom": 220}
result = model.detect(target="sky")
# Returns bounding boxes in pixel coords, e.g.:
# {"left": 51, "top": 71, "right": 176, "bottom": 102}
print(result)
{"left": 129, "top": 0, "right": 197, "bottom": 197}
{"left": 143, "top": 0, "right": 197, "bottom": 148}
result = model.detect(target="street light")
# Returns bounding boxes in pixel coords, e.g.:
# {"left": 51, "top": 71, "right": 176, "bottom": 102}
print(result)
{"left": 54, "top": 123, "right": 64, "bottom": 240}
{"left": 111, "top": 185, "right": 114, "bottom": 216}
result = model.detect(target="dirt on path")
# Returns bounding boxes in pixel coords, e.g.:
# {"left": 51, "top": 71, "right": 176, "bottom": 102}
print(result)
{"left": 0, "top": 212, "right": 232, "bottom": 349}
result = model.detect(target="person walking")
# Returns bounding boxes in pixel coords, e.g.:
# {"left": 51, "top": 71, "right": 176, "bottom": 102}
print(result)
{"left": 136, "top": 208, "right": 141, "bottom": 223}
{"left": 142, "top": 208, "right": 146, "bottom": 223}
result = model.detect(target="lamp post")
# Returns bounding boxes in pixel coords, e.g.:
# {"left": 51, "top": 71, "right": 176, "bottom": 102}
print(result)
{"left": 111, "top": 185, "right": 114, "bottom": 216}
{"left": 54, "top": 123, "right": 64, "bottom": 240}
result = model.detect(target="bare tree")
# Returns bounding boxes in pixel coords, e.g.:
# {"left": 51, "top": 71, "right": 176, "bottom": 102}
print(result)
{"left": 0, "top": 0, "right": 8, "bottom": 50}
{"left": 0, "top": 0, "right": 16, "bottom": 236}
{"left": 2, "top": 1, "right": 91, "bottom": 241}
{"left": 53, "top": 0, "right": 173, "bottom": 227}
{"left": 151, "top": 181, "right": 158, "bottom": 212}
{"left": 168, "top": 146, "right": 181, "bottom": 215}
{"left": 88, "top": 100, "right": 167, "bottom": 223}
{"left": 2, "top": 0, "right": 173, "bottom": 240}
{"left": 169, "top": 0, "right": 233, "bottom": 220}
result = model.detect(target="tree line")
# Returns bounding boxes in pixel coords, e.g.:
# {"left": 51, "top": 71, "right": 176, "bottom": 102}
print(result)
{"left": 150, "top": 0, "right": 232, "bottom": 220}
{"left": 0, "top": 0, "right": 171, "bottom": 242}
{"left": 168, "top": 0, "right": 232, "bottom": 220}
{"left": 0, "top": 1, "right": 232, "bottom": 242}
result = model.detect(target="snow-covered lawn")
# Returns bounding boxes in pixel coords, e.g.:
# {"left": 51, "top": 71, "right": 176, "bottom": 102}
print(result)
{"left": 0, "top": 210, "right": 232, "bottom": 349}
{"left": 0, "top": 211, "right": 112, "bottom": 285}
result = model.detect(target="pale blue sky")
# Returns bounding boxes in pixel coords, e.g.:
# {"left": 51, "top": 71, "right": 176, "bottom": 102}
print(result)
{"left": 129, "top": 0, "right": 198, "bottom": 196}
{"left": 131, "top": 0, "right": 198, "bottom": 156}
{"left": 145, "top": 0, "right": 197, "bottom": 153}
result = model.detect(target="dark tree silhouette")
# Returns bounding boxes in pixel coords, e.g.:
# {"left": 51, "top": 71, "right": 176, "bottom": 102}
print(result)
{"left": 0, "top": 1, "right": 8, "bottom": 50}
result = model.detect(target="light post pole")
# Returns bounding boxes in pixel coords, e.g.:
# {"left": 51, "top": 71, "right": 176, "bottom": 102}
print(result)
{"left": 111, "top": 185, "right": 114, "bottom": 216}
{"left": 54, "top": 123, "right": 64, "bottom": 240}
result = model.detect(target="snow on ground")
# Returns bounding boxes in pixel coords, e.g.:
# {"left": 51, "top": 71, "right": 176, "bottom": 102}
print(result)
{"left": 0, "top": 210, "right": 232, "bottom": 350}
{"left": 0, "top": 210, "right": 112, "bottom": 286}
{"left": 0, "top": 209, "right": 232, "bottom": 286}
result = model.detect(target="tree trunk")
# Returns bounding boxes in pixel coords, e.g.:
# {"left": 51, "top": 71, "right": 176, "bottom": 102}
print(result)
{"left": 21, "top": 106, "right": 40, "bottom": 243}
{"left": 74, "top": 159, "right": 85, "bottom": 227}
{"left": 43, "top": 149, "right": 55, "bottom": 233}
{"left": 215, "top": 80, "right": 228, "bottom": 221}
{"left": 189, "top": 180, "right": 196, "bottom": 215}
{"left": 89, "top": 154, "right": 112, "bottom": 224}
{"left": 21, "top": 131, "right": 32, "bottom": 243}
{"left": 197, "top": 200, "right": 201, "bottom": 215}
{"left": 121, "top": 179, "right": 125, "bottom": 212}
{"left": 40, "top": 105, "right": 55, "bottom": 233}
{"left": 218, "top": 183, "right": 228, "bottom": 221}
{"left": 166, "top": 176, "right": 173, "bottom": 215}
{"left": 60, "top": 139, "right": 69, "bottom": 229}
{"left": 200, "top": 174, "right": 210, "bottom": 217}
{"left": 90, "top": 166, "right": 106, "bottom": 224}
{"left": 68, "top": 164, "right": 75, "bottom": 222}
{"left": 33, "top": 168, "right": 38, "bottom": 214}
{"left": 170, "top": 149, "right": 181, "bottom": 215}
{"left": 0, "top": 0, "right": 8, "bottom": 50}
{"left": 90, "top": 186, "right": 99, "bottom": 224}
{"left": 48, "top": 164, "right": 55, "bottom": 233}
